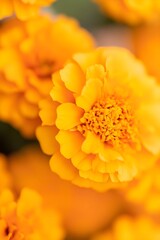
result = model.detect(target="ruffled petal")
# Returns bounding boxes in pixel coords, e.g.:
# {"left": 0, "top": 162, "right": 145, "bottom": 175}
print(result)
{"left": 56, "top": 103, "right": 83, "bottom": 130}
{"left": 50, "top": 151, "right": 77, "bottom": 180}
{"left": 56, "top": 130, "right": 84, "bottom": 159}
{"left": 81, "top": 131, "right": 102, "bottom": 154}
{"left": 60, "top": 61, "right": 86, "bottom": 95}
{"left": 86, "top": 64, "right": 106, "bottom": 81}
{"left": 36, "top": 126, "right": 59, "bottom": 155}
{"left": 76, "top": 78, "right": 102, "bottom": 111}
{"left": 39, "top": 98, "right": 58, "bottom": 126}
{"left": 139, "top": 104, "right": 160, "bottom": 155}
{"left": 51, "top": 72, "right": 74, "bottom": 103}
{"left": 73, "top": 51, "right": 100, "bottom": 73}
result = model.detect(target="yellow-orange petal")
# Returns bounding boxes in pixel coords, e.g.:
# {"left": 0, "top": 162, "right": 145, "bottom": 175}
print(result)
{"left": 56, "top": 103, "right": 83, "bottom": 130}
{"left": 51, "top": 72, "right": 74, "bottom": 103}
{"left": 79, "top": 169, "right": 107, "bottom": 183}
{"left": 50, "top": 151, "right": 77, "bottom": 180}
{"left": 81, "top": 131, "right": 102, "bottom": 154}
{"left": 86, "top": 64, "right": 106, "bottom": 80}
{"left": 71, "top": 151, "right": 93, "bottom": 171}
{"left": 73, "top": 51, "right": 100, "bottom": 73}
{"left": 139, "top": 104, "right": 160, "bottom": 154}
{"left": 36, "top": 126, "right": 59, "bottom": 155}
{"left": 60, "top": 61, "right": 86, "bottom": 95}
{"left": 76, "top": 78, "right": 103, "bottom": 111}
{"left": 56, "top": 130, "right": 84, "bottom": 159}
{"left": 39, "top": 98, "right": 58, "bottom": 126}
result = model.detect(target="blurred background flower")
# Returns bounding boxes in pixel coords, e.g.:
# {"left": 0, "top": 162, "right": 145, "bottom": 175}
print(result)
{"left": 92, "top": 0, "right": 160, "bottom": 25}
{"left": 0, "top": 188, "right": 65, "bottom": 239}
{"left": 9, "top": 145, "right": 125, "bottom": 238}
{"left": 0, "top": 14, "right": 94, "bottom": 137}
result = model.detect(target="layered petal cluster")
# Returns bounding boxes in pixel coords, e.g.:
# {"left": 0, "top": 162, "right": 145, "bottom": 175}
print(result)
{"left": 125, "top": 159, "right": 160, "bottom": 214}
{"left": 92, "top": 215, "right": 160, "bottom": 240}
{"left": 0, "top": 0, "right": 55, "bottom": 20}
{"left": 0, "top": 188, "right": 64, "bottom": 240}
{"left": 0, "top": 15, "right": 95, "bottom": 137}
{"left": 37, "top": 47, "right": 160, "bottom": 191}
{"left": 9, "top": 145, "right": 124, "bottom": 237}
{"left": 93, "top": 0, "right": 160, "bottom": 25}
{"left": 0, "top": 155, "right": 11, "bottom": 192}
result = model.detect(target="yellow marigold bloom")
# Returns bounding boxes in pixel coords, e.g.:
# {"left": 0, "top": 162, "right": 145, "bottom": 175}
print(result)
{"left": 125, "top": 160, "right": 160, "bottom": 214}
{"left": 92, "top": 215, "right": 160, "bottom": 240}
{"left": 93, "top": 0, "right": 160, "bottom": 25}
{"left": 0, "top": 188, "right": 65, "bottom": 240}
{"left": 0, "top": 0, "right": 56, "bottom": 20}
{"left": 132, "top": 23, "right": 160, "bottom": 80}
{"left": 0, "top": 155, "right": 11, "bottom": 192}
{"left": 0, "top": 15, "right": 95, "bottom": 137}
{"left": 37, "top": 47, "right": 160, "bottom": 191}
{"left": 9, "top": 145, "right": 124, "bottom": 237}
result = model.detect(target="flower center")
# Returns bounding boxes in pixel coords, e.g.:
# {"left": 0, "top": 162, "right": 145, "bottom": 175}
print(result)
{"left": 77, "top": 96, "right": 139, "bottom": 148}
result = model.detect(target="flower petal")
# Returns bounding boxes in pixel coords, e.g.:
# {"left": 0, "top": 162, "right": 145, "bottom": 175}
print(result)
{"left": 86, "top": 64, "right": 106, "bottom": 80}
{"left": 71, "top": 151, "right": 93, "bottom": 171}
{"left": 56, "top": 103, "right": 83, "bottom": 130}
{"left": 76, "top": 78, "right": 102, "bottom": 111}
{"left": 139, "top": 104, "right": 160, "bottom": 155}
{"left": 39, "top": 98, "right": 58, "bottom": 126}
{"left": 51, "top": 71, "right": 74, "bottom": 103}
{"left": 56, "top": 130, "right": 84, "bottom": 159}
{"left": 60, "top": 61, "right": 86, "bottom": 95}
{"left": 36, "top": 126, "right": 59, "bottom": 155}
{"left": 50, "top": 151, "right": 77, "bottom": 180}
{"left": 81, "top": 131, "right": 101, "bottom": 154}
{"left": 73, "top": 51, "right": 100, "bottom": 73}
{"left": 99, "top": 144, "right": 124, "bottom": 162}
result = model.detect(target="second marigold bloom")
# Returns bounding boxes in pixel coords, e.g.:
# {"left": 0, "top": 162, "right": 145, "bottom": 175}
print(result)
{"left": 0, "top": 188, "right": 65, "bottom": 240}
{"left": 93, "top": 0, "right": 160, "bottom": 25}
{"left": 0, "top": 15, "right": 94, "bottom": 137}
{"left": 37, "top": 47, "right": 160, "bottom": 191}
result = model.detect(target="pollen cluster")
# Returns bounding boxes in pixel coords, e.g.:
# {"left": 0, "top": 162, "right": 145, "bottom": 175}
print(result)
{"left": 77, "top": 96, "right": 139, "bottom": 148}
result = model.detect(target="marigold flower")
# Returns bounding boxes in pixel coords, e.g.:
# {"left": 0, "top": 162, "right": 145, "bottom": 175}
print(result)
{"left": 37, "top": 47, "right": 160, "bottom": 191}
{"left": 0, "top": 155, "right": 11, "bottom": 192}
{"left": 92, "top": 215, "right": 160, "bottom": 240}
{"left": 0, "top": 0, "right": 55, "bottom": 20}
{"left": 0, "top": 15, "right": 95, "bottom": 137}
{"left": 93, "top": 0, "right": 160, "bottom": 25}
{"left": 0, "top": 188, "right": 65, "bottom": 240}
{"left": 9, "top": 145, "right": 124, "bottom": 237}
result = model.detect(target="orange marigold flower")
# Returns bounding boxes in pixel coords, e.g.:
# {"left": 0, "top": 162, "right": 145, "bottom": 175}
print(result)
{"left": 0, "top": 15, "right": 95, "bottom": 137}
{"left": 37, "top": 47, "right": 160, "bottom": 191}
{"left": 125, "top": 159, "right": 160, "bottom": 214}
{"left": 9, "top": 145, "right": 124, "bottom": 237}
{"left": 0, "top": 155, "right": 11, "bottom": 192}
{"left": 93, "top": 0, "right": 160, "bottom": 25}
{"left": 92, "top": 215, "right": 160, "bottom": 240}
{"left": 0, "top": 188, "right": 65, "bottom": 240}
{"left": 0, "top": 0, "right": 56, "bottom": 20}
